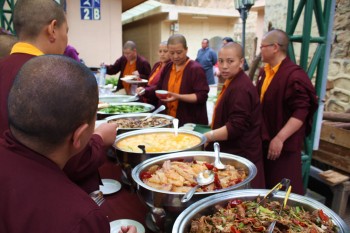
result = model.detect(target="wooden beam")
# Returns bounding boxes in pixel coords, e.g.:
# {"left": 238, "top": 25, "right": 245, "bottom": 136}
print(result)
{"left": 323, "top": 121, "right": 350, "bottom": 129}
{"left": 323, "top": 112, "right": 350, "bottom": 122}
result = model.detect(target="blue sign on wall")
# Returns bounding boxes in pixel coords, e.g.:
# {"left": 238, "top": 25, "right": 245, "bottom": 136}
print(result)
{"left": 80, "top": 0, "right": 101, "bottom": 20}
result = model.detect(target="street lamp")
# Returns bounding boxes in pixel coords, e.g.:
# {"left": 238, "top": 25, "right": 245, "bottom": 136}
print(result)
{"left": 234, "top": 0, "right": 255, "bottom": 71}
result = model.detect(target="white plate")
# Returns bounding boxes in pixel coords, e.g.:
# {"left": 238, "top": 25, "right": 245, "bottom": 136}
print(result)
{"left": 99, "top": 179, "right": 121, "bottom": 195}
{"left": 120, "top": 77, "right": 148, "bottom": 84}
{"left": 121, "top": 75, "right": 137, "bottom": 80}
{"left": 110, "top": 219, "right": 145, "bottom": 233}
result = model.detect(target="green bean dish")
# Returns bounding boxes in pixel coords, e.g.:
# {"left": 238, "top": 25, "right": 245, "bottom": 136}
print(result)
{"left": 99, "top": 105, "right": 152, "bottom": 114}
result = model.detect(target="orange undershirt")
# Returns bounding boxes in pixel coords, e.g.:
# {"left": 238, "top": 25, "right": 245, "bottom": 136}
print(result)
{"left": 260, "top": 61, "right": 282, "bottom": 102}
{"left": 123, "top": 61, "right": 136, "bottom": 94}
{"left": 167, "top": 59, "right": 190, "bottom": 117}
{"left": 148, "top": 64, "right": 161, "bottom": 85}
{"left": 211, "top": 78, "right": 233, "bottom": 128}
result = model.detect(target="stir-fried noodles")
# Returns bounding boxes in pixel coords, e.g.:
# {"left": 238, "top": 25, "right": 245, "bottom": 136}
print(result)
{"left": 190, "top": 197, "right": 338, "bottom": 233}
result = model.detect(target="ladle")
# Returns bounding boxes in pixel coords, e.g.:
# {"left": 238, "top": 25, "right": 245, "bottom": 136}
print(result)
{"left": 173, "top": 118, "right": 179, "bottom": 136}
{"left": 213, "top": 142, "right": 226, "bottom": 170}
{"left": 142, "top": 105, "right": 165, "bottom": 120}
{"left": 181, "top": 170, "right": 214, "bottom": 203}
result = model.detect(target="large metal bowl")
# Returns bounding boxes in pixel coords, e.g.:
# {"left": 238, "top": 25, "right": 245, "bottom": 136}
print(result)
{"left": 99, "top": 94, "right": 138, "bottom": 103}
{"left": 173, "top": 189, "right": 350, "bottom": 233}
{"left": 105, "top": 113, "right": 174, "bottom": 134}
{"left": 113, "top": 128, "right": 206, "bottom": 168}
{"left": 97, "top": 102, "right": 155, "bottom": 119}
{"left": 131, "top": 151, "right": 257, "bottom": 231}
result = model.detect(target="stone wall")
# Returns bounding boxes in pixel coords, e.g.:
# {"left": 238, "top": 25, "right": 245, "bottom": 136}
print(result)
{"left": 263, "top": 0, "right": 350, "bottom": 113}
{"left": 326, "top": 0, "right": 350, "bottom": 113}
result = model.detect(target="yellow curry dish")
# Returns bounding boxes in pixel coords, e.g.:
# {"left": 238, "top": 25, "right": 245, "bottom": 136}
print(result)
{"left": 115, "top": 132, "right": 201, "bottom": 153}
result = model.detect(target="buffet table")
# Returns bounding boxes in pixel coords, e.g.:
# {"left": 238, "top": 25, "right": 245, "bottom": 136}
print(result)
{"left": 98, "top": 158, "right": 152, "bottom": 233}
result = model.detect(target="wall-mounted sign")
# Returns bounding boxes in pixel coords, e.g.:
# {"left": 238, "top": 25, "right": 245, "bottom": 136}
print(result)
{"left": 80, "top": 0, "right": 101, "bottom": 20}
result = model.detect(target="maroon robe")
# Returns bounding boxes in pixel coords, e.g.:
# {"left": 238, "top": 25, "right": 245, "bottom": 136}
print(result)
{"left": 106, "top": 54, "right": 151, "bottom": 90}
{"left": 149, "top": 58, "right": 209, "bottom": 126}
{"left": 0, "top": 131, "right": 110, "bottom": 233}
{"left": 206, "top": 70, "right": 265, "bottom": 188}
{"left": 256, "top": 57, "right": 318, "bottom": 194}
{"left": 0, "top": 53, "right": 34, "bottom": 134}
{"left": 0, "top": 52, "right": 106, "bottom": 194}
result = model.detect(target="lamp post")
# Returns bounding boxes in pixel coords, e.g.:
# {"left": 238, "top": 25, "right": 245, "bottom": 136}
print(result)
{"left": 234, "top": 0, "right": 255, "bottom": 71}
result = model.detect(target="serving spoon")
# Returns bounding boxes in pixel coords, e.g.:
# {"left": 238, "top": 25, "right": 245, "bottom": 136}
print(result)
{"left": 173, "top": 118, "right": 179, "bottom": 136}
{"left": 127, "top": 88, "right": 145, "bottom": 101}
{"left": 181, "top": 170, "right": 214, "bottom": 203}
{"left": 142, "top": 105, "right": 165, "bottom": 120}
{"left": 213, "top": 142, "right": 226, "bottom": 170}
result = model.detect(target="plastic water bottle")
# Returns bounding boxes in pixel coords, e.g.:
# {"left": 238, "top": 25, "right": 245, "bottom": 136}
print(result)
{"left": 99, "top": 62, "right": 106, "bottom": 86}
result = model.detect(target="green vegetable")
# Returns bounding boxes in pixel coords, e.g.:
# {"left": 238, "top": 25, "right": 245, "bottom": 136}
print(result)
{"left": 258, "top": 205, "right": 274, "bottom": 214}
{"left": 105, "top": 76, "right": 119, "bottom": 86}
{"left": 100, "top": 105, "right": 151, "bottom": 114}
{"left": 238, "top": 222, "right": 245, "bottom": 229}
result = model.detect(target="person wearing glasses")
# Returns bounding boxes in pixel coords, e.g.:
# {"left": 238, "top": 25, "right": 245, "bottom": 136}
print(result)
{"left": 257, "top": 29, "right": 318, "bottom": 195}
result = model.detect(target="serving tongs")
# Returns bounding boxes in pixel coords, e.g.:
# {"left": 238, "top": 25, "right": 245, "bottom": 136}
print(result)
{"left": 266, "top": 184, "right": 292, "bottom": 233}
{"left": 258, "top": 178, "right": 290, "bottom": 205}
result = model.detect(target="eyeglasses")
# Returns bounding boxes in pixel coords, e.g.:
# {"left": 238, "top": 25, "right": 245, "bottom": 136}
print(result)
{"left": 260, "top": 43, "right": 283, "bottom": 49}
{"left": 260, "top": 44, "right": 274, "bottom": 49}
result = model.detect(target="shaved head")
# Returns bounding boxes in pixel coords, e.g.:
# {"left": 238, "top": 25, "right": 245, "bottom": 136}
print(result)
{"left": 14, "top": 0, "right": 66, "bottom": 40}
{"left": 263, "top": 29, "right": 289, "bottom": 54}
{"left": 220, "top": 42, "right": 243, "bottom": 59}
{"left": 123, "top": 41, "right": 136, "bottom": 50}
{"left": 8, "top": 55, "right": 98, "bottom": 147}
{"left": 168, "top": 34, "right": 188, "bottom": 49}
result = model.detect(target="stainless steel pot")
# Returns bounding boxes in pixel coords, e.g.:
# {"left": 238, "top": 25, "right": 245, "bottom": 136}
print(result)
{"left": 113, "top": 128, "right": 206, "bottom": 168}
{"left": 99, "top": 94, "right": 138, "bottom": 103}
{"left": 105, "top": 113, "right": 174, "bottom": 134}
{"left": 173, "top": 189, "right": 350, "bottom": 233}
{"left": 131, "top": 151, "right": 257, "bottom": 231}
{"left": 97, "top": 102, "right": 155, "bottom": 115}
